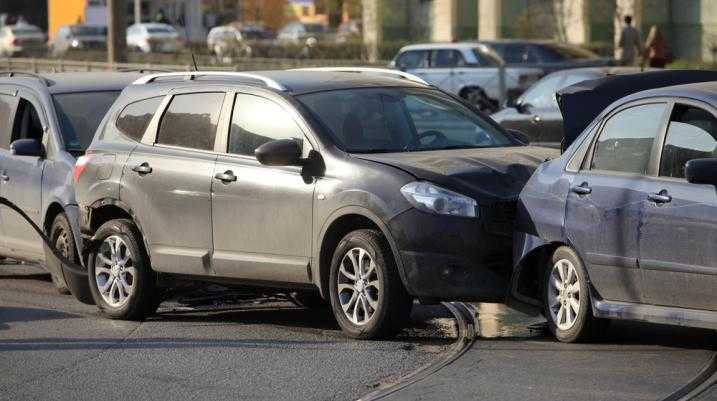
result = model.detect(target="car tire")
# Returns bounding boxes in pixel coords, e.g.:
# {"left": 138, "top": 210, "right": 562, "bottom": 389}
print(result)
{"left": 48, "top": 213, "right": 77, "bottom": 295}
{"left": 462, "top": 87, "right": 498, "bottom": 113}
{"left": 543, "top": 246, "right": 608, "bottom": 343}
{"left": 328, "top": 229, "right": 412, "bottom": 339}
{"left": 88, "top": 219, "right": 158, "bottom": 320}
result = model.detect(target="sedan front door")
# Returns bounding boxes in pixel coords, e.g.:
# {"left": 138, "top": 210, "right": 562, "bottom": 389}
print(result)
{"left": 565, "top": 102, "right": 669, "bottom": 303}
{"left": 211, "top": 92, "right": 315, "bottom": 284}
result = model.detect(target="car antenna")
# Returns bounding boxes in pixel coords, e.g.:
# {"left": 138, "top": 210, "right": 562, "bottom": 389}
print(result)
{"left": 179, "top": 15, "right": 199, "bottom": 71}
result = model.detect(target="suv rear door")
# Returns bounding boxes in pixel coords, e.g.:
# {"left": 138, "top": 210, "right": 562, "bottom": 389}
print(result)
{"left": 121, "top": 90, "right": 227, "bottom": 276}
{"left": 0, "top": 90, "right": 46, "bottom": 260}
{"left": 0, "top": 88, "right": 19, "bottom": 254}
{"left": 210, "top": 91, "right": 315, "bottom": 283}
{"left": 639, "top": 101, "right": 717, "bottom": 310}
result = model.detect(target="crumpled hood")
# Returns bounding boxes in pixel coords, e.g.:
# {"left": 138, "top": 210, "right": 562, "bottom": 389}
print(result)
{"left": 356, "top": 146, "right": 559, "bottom": 202}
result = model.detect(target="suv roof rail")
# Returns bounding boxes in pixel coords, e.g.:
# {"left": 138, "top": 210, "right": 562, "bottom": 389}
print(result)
{"left": 132, "top": 71, "right": 286, "bottom": 90}
{"left": 291, "top": 67, "right": 429, "bottom": 85}
{"left": 0, "top": 71, "right": 50, "bottom": 86}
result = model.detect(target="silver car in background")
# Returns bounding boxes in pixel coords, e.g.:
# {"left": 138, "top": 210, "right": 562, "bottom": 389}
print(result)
{"left": 0, "top": 23, "right": 45, "bottom": 57}
{"left": 127, "top": 23, "right": 183, "bottom": 53}
{"left": 49, "top": 24, "right": 107, "bottom": 56}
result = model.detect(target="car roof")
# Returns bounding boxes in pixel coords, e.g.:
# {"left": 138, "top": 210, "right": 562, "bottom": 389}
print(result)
{"left": 626, "top": 80, "right": 717, "bottom": 104}
{"left": 126, "top": 70, "right": 429, "bottom": 95}
{"left": 399, "top": 42, "right": 485, "bottom": 51}
{"left": 545, "top": 66, "right": 647, "bottom": 78}
{"left": 0, "top": 72, "right": 144, "bottom": 95}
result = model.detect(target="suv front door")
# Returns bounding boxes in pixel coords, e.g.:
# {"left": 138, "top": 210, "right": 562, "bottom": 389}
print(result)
{"left": 0, "top": 89, "right": 19, "bottom": 255}
{"left": 640, "top": 102, "right": 717, "bottom": 310}
{"left": 0, "top": 92, "right": 46, "bottom": 260}
{"left": 565, "top": 102, "right": 669, "bottom": 304}
{"left": 121, "top": 91, "right": 226, "bottom": 275}
{"left": 211, "top": 92, "right": 315, "bottom": 284}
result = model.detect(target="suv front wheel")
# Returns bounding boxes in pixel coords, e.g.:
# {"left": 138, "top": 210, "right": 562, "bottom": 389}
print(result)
{"left": 47, "top": 213, "right": 76, "bottom": 294}
{"left": 328, "top": 229, "right": 412, "bottom": 339}
{"left": 88, "top": 219, "right": 158, "bottom": 320}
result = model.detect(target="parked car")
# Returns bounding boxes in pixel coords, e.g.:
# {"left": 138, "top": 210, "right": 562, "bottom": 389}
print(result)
{"left": 482, "top": 40, "right": 612, "bottom": 75}
{"left": 49, "top": 24, "right": 107, "bottom": 56}
{"left": 0, "top": 71, "right": 141, "bottom": 294}
{"left": 512, "top": 70, "right": 717, "bottom": 343}
{"left": 335, "top": 19, "right": 361, "bottom": 43}
{"left": 492, "top": 67, "right": 644, "bottom": 147}
{"left": 0, "top": 23, "right": 45, "bottom": 57}
{"left": 391, "top": 43, "right": 543, "bottom": 112}
{"left": 207, "top": 24, "right": 250, "bottom": 58}
{"left": 127, "top": 23, "right": 183, "bottom": 53}
{"left": 276, "top": 21, "right": 328, "bottom": 43}
{"left": 239, "top": 23, "right": 274, "bottom": 41}
{"left": 71, "top": 68, "right": 556, "bottom": 339}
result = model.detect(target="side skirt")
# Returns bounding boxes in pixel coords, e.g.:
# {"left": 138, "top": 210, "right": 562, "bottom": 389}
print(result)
{"left": 593, "top": 299, "right": 717, "bottom": 330}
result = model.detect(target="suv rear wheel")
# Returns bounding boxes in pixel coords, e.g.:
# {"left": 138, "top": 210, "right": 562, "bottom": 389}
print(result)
{"left": 328, "top": 229, "right": 412, "bottom": 339}
{"left": 48, "top": 213, "right": 76, "bottom": 294}
{"left": 544, "top": 246, "right": 608, "bottom": 343}
{"left": 88, "top": 219, "right": 158, "bottom": 320}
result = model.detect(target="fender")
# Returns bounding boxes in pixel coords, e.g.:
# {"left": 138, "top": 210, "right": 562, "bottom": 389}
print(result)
{"left": 314, "top": 205, "right": 408, "bottom": 297}
{"left": 86, "top": 197, "right": 151, "bottom": 259}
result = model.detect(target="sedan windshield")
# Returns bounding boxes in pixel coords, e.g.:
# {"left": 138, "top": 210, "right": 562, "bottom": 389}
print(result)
{"left": 53, "top": 91, "right": 120, "bottom": 152}
{"left": 299, "top": 88, "right": 514, "bottom": 153}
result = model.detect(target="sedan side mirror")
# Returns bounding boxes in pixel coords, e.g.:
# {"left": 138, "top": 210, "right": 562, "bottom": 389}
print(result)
{"left": 255, "top": 138, "right": 303, "bottom": 166}
{"left": 685, "top": 158, "right": 717, "bottom": 186}
{"left": 507, "top": 129, "right": 530, "bottom": 145}
{"left": 10, "top": 138, "right": 44, "bottom": 157}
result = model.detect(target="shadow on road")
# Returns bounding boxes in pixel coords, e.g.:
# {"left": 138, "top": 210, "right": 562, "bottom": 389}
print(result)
{"left": 0, "top": 306, "right": 82, "bottom": 331}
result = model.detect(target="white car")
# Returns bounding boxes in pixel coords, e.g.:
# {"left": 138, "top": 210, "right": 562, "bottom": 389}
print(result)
{"left": 207, "top": 25, "right": 244, "bottom": 57}
{"left": 391, "top": 42, "right": 543, "bottom": 112}
{"left": 0, "top": 24, "right": 45, "bottom": 57}
{"left": 127, "top": 23, "right": 183, "bottom": 53}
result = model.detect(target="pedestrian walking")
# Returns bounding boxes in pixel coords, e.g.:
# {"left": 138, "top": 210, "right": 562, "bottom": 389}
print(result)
{"left": 617, "top": 15, "right": 642, "bottom": 66}
{"left": 643, "top": 25, "right": 669, "bottom": 68}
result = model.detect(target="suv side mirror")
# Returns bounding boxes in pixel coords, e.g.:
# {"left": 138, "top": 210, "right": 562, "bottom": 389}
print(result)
{"left": 685, "top": 158, "right": 717, "bottom": 186}
{"left": 10, "top": 138, "right": 44, "bottom": 157}
{"left": 507, "top": 129, "right": 530, "bottom": 145}
{"left": 255, "top": 139, "right": 303, "bottom": 166}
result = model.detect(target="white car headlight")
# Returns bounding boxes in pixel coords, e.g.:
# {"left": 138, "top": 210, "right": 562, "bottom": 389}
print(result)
{"left": 400, "top": 181, "right": 478, "bottom": 218}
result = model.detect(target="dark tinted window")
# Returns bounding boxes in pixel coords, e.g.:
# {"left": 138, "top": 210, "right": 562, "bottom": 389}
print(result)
{"left": 228, "top": 94, "right": 304, "bottom": 156}
{"left": 660, "top": 105, "right": 717, "bottom": 179}
{"left": 157, "top": 93, "right": 224, "bottom": 151}
{"left": 431, "top": 49, "right": 466, "bottom": 68}
{"left": 0, "top": 93, "right": 19, "bottom": 149}
{"left": 53, "top": 91, "right": 120, "bottom": 151}
{"left": 396, "top": 50, "right": 428, "bottom": 69}
{"left": 11, "top": 99, "right": 44, "bottom": 143}
{"left": 540, "top": 43, "right": 597, "bottom": 61}
{"left": 591, "top": 103, "right": 667, "bottom": 174}
{"left": 116, "top": 97, "right": 162, "bottom": 142}
{"left": 490, "top": 43, "right": 528, "bottom": 64}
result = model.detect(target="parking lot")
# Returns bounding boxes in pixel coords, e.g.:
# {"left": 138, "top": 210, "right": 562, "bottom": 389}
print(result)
{"left": 2, "top": 262, "right": 714, "bottom": 401}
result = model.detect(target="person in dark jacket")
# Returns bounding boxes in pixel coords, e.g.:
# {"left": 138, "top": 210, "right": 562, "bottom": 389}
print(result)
{"left": 643, "top": 25, "right": 669, "bottom": 68}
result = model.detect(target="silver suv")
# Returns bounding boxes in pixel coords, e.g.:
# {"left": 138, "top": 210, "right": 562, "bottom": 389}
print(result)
{"left": 73, "top": 69, "right": 555, "bottom": 338}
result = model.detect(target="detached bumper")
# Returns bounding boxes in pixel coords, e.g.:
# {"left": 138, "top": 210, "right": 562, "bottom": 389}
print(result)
{"left": 387, "top": 208, "right": 513, "bottom": 301}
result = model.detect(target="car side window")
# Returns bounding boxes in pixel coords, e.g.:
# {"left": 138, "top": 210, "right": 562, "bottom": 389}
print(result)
{"left": 396, "top": 50, "right": 428, "bottom": 69}
{"left": 659, "top": 104, "right": 717, "bottom": 179}
{"left": 590, "top": 103, "right": 667, "bottom": 174}
{"left": 518, "top": 74, "right": 563, "bottom": 108}
{"left": 156, "top": 92, "right": 224, "bottom": 151}
{"left": 228, "top": 93, "right": 306, "bottom": 157}
{"left": 116, "top": 97, "right": 163, "bottom": 142}
{"left": 11, "top": 99, "right": 44, "bottom": 143}
{"left": 0, "top": 93, "right": 19, "bottom": 149}
{"left": 431, "top": 49, "right": 466, "bottom": 68}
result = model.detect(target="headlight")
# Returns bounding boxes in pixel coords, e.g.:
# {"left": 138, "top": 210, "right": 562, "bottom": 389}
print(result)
{"left": 400, "top": 181, "right": 478, "bottom": 218}
{"left": 71, "top": 39, "right": 80, "bottom": 48}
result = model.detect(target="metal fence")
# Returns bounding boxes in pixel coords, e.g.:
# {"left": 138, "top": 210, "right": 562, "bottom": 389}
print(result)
{"left": 0, "top": 56, "right": 380, "bottom": 74}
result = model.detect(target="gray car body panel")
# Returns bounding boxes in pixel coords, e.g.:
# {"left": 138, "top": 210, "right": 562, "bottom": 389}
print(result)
{"left": 76, "top": 71, "right": 555, "bottom": 301}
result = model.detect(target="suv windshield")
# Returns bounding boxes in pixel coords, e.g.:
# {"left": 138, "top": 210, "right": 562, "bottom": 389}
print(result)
{"left": 53, "top": 91, "right": 120, "bottom": 152}
{"left": 299, "top": 88, "right": 514, "bottom": 153}
{"left": 70, "top": 25, "right": 107, "bottom": 36}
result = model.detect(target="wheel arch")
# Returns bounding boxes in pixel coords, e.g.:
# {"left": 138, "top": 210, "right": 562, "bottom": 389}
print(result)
{"left": 315, "top": 206, "right": 406, "bottom": 299}
{"left": 87, "top": 198, "right": 150, "bottom": 260}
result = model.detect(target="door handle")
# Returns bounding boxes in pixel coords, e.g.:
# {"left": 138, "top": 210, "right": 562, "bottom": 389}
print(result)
{"left": 214, "top": 170, "right": 237, "bottom": 183}
{"left": 532, "top": 115, "right": 541, "bottom": 123}
{"left": 131, "top": 163, "right": 152, "bottom": 174}
{"left": 648, "top": 191, "right": 671, "bottom": 204}
{"left": 571, "top": 182, "right": 592, "bottom": 195}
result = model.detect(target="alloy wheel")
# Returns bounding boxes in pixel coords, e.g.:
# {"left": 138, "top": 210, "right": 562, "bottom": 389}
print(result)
{"left": 337, "top": 247, "right": 381, "bottom": 326}
{"left": 54, "top": 229, "right": 71, "bottom": 258}
{"left": 548, "top": 258, "right": 581, "bottom": 331}
{"left": 95, "top": 235, "right": 136, "bottom": 308}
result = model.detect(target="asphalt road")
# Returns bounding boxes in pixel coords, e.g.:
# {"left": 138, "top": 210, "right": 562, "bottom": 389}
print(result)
{"left": 0, "top": 263, "right": 452, "bottom": 401}
{"left": 1, "top": 262, "right": 715, "bottom": 401}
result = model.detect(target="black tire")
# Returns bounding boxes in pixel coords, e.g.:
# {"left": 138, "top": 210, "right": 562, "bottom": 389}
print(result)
{"left": 289, "top": 291, "right": 328, "bottom": 309}
{"left": 87, "top": 219, "right": 158, "bottom": 320}
{"left": 47, "top": 213, "right": 76, "bottom": 295}
{"left": 328, "top": 229, "right": 412, "bottom": 339}
{"left": 543, "top": 246, "right": 608, "bottom": 343}
{"left": 462, "top": 87, "right": 498, "bottom": 113}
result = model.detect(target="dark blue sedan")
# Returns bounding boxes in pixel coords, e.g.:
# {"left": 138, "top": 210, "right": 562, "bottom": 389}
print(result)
{"left": 512, "top": 74, "right": 717, "bottom": 342}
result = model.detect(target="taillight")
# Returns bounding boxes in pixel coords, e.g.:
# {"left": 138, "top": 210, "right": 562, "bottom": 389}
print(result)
{"left": 74, "top": 154, "right": 91, "bottom": 183}
{"left": 11, "top": 37, "right": 17, "bottom": 45}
